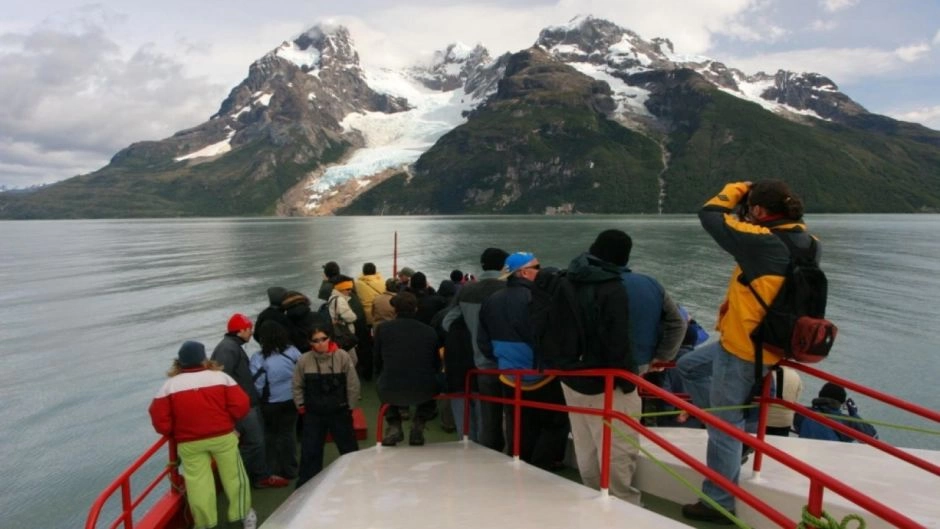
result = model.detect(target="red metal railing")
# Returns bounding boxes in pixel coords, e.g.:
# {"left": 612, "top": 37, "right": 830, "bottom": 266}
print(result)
{"left": 85, "top": 436, "right": 186, "bottom": 529}
{"left": 751, "top": 359, "right": 940, "bottom": 523}
{"left": 381, "top": 366, "right": 935, "bottom": 528}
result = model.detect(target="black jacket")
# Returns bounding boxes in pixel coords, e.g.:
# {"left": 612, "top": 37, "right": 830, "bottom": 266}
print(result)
{"left": 374, "top": 315, "right": 442, "bottom": 405}
{"left": 210, "top": 334, "right": 260, "bottom": 406}
{"left": 563, "top": 253, "right": 635, "bottom": 394}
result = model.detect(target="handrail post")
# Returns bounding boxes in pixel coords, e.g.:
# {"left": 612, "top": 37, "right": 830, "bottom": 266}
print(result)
{"left": 599, "top": 373, "right": 614, "bottom": 496}
{"left": 512, "top": 373, "right": 522, "bottom": 461}
{"left": 462, "top": 370, "right": 472, "bottom": 442}
{"left": 120, "top": 479, "right": 133, "bottom": 529}
{"left": 168, "top": 440, "right": 183, "bottom": 491}
{"left": 752, "top": 371, "right": 774, "bottom": 476}
{"left": 807, "top": 479, "right": 826, "bottom": 528}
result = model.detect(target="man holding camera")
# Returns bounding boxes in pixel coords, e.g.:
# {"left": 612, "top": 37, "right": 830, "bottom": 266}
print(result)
{"left": 794, "top": 382, "right": 879, "bottom": 441}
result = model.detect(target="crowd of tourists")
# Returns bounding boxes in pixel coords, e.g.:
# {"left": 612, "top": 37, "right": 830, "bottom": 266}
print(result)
{"left": 145, "top": 179, "right": 879, "bottom": 528}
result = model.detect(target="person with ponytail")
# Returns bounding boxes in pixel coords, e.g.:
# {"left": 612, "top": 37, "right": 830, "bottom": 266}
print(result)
{"left": 681, "top": 180, "right": 819, "bottom": 525}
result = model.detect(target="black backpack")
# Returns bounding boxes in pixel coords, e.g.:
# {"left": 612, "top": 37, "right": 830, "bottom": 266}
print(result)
{"left": 748, "top": 232, "right": 837, "bottom": 364}
{"left": 530, "top": 269, "right": 587, "bottom": 370}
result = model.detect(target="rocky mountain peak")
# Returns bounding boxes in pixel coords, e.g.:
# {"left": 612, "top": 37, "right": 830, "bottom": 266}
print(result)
{"left": 409, "top": 42, "right": 494, "bottom": 92}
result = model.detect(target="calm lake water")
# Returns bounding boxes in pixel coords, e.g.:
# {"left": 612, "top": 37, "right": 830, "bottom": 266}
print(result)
{"left": 1, "top": 215, "right": 939, "bottom": 528}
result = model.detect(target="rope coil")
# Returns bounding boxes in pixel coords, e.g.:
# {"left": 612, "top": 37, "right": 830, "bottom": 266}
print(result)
{"left": 797, "top": 506, "right": 866, "bottom": 529}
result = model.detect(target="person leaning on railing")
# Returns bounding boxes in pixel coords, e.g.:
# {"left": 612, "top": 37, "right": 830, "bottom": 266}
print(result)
{"left": 148, "top": 341, "right": 257, "bottom": 529}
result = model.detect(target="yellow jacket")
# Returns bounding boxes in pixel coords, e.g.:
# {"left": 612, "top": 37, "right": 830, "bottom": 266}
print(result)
{"left": 355, "top": 273, "right": 385, "bottom": 325}
{"left": 700, "top": 182, "right": 819, "bottom": 364}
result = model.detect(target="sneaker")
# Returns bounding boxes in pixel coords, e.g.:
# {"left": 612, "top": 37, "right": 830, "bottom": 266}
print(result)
{"left": 242, "top": 508, "right": 257, "bottom": 529}
{"left": 253, "top": 475, "right": 289, "bottom": 488}
{"left": 681, "top": 501, "right": 734, "bottom": 525}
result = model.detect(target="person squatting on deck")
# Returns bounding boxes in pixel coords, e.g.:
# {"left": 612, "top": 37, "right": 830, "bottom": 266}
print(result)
{"left": 681, "top": 180, "right": 819, "bottom": 525}
{"left": 375, "top": 292, "right": 443, "bottom": 447}
{"left": 293, "top": 324, "right": 360, "bottom": 487}
{"left": 211, "top": 314, "right": 290, "bottom": 489}
{"left": 794, "top": 382, "right": 878, "bottom": 442}
{"left": 148, "top": 341, "right": 257, "bottom": 529}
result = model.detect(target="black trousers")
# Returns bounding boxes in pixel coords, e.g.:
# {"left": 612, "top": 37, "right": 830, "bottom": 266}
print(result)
{"left": 296, "top": 408, "right": 359, "bottom": 488}
{"left": 477, "top": 374, "right": 506, "bottom": 452}
{"left": 504, "top": 378, "right": 570, "bottom": 470}
{"left": 260, "top": 400, "right": 299, "bottom": 479}
{"left": 386, "top": 399, "right": 437, "bottom": 423}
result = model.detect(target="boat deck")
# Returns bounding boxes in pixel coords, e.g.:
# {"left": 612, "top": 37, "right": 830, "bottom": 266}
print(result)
{"left": 262, "top": 441, "right": 696, "bottom": 529}
{"left": 636, "top": 428, "right": 940, "bottom": 528}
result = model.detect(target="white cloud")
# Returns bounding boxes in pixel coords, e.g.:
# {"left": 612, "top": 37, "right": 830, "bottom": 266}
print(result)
{"left": 933, "top": 29, "right": 940, "bottom": 46}
{"left": 895, "top": 43, "right": 930, "bottom": 62}
{"left": 889, "top": 105, "right": 940, "bottom": 130}
{"left": 726, "top": 42, "right": 932, "bottom": 84}
{"left": 822, "top": 0, "right": 859, "bottom": 13}
{"left": 809, "top": 19, "right": 838, "bottom": 32}
{"left": 0, "top": 14, "right": 225, "bottom": 187}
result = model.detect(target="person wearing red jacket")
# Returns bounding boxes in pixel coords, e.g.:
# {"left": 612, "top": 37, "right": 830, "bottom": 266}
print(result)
{"left": 149, "top": 341, "right": 257, "bottom": 529}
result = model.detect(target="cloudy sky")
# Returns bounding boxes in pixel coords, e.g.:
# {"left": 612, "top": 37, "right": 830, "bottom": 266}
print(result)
{"left": 2, "top": 0, "right": 938, "bottom": 188}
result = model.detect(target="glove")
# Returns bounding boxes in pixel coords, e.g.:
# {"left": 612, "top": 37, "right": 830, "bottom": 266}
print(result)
{"left": 297, "top": 405, "right": 306, "bottom": 416}
{"left": 845, "top": 398, "right": 858, "bottom": 416}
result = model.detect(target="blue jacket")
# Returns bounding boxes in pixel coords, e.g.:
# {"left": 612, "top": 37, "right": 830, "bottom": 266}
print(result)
{"left": 477, "top": 276, "right": 545, "bottom": 387}
{"left": 249, "top": 346, "right": 302, "bottom": 404}
{"left": 619, "top": 268, "right": 686, "bottom": 368}
{"left": 794, "top": 397, "right": 878, "bottom": 442}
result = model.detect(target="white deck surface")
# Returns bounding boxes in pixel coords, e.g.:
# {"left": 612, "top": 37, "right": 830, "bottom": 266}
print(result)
{"left": 635, "top": 428, "right": 940, "bottom": 528}
{"left": 262, "top": 441, "right": 694, "bottom": 529}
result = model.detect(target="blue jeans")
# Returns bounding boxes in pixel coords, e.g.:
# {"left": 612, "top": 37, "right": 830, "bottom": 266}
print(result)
{"left": 701, "top": 345, "right": 768, "bottom": 512}
{"left": 235, "top": 406, "right": 271, "bottom": 482}
{"left": 676, "top": 342, "right": 717, "bottom": 428}
{"left": 450, "top": 398, "right": 479, "bottom": 441}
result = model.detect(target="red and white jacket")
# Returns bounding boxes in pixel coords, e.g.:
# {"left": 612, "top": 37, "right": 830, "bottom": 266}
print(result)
{"left": 148, "top": 367, "right": 250, "bottom": 443}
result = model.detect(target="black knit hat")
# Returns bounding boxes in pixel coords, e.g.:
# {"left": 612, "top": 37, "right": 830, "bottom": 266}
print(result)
{"left": 178, "top": 341, "right": 206, "bottom": 368}
{"left": 480, "top": 248, "right": 509, "bottom": 271}
{"left": 819, "top": 382, "right": 847, "bottom": 404}
{"left": 589, "top": 229, "right": 632, "bottom": 266}
{"left": 410, "top": 271, "right": 428, "bottom": 290}
{"left": 267, "top": 286, "right": 287, "bottom": 306}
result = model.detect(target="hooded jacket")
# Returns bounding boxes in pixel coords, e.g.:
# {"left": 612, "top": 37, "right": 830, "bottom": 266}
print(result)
{"left": 699, "top": 182, "right": 819, "bottom": 364}
{"left": 794, "top": 397, "right": 878, "bottom": 442}
{"left": 562, "top": 253, "right": 635, "bottom": 394}
{"left": 354, "top": 273, "right": 385, "bottom": 325}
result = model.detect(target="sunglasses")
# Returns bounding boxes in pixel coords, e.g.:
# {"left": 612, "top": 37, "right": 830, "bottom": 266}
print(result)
{"left": 522, "top": 264, "right": 540, "bottom": 271}
{"left": 310, "top": 337, "right": 330, "bottom": 344}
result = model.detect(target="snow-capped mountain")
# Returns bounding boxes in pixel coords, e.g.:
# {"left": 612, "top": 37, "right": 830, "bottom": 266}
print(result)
{"left": 536, "top": 16, "right": 866, "bottom": 128}
{"left": 8, "top": 16, "right": 937, "bottom": 219}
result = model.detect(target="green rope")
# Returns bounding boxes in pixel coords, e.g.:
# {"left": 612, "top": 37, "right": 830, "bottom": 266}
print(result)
{"left": 605, "top": 420, "right": 751, "bottom": 528}
{"left": 796, "top": 506, "right": 866, "bottom": 529}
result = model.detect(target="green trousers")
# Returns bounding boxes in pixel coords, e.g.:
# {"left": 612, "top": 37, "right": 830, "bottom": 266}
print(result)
{"left": 178, "top": 432, "right": 252, "bottom": 528}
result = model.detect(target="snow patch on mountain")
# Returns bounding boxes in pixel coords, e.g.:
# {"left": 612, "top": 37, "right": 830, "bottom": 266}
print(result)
{"left": 276, "top": 41, "right": 321, "bottom": 71}
{"left": 305, "top": 68, "right": 480, "bottom": 208}
{"left": 175, "top": 128, "right": 236, "bottom": 162}
{"left": 722, "top": 78, "right": 829, "bottom": 120}
{"left": 567, "top": 62, "right": 652, "bottom": 117}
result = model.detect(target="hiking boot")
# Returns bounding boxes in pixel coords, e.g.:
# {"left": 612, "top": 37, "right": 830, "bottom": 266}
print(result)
{"left": 242, "top": 508, "right": 257, "bottom": 529}
{"left": 253, "top": 475, "right": 289, "bottom": 489}
{"left": 382, "top": 422, "right": 404, "bottom": 446}
{"left": 681, "top": 501, "right": 734, "bottom": 525}
{"left": 409, "top": 418, "right": 426, "bottom": 446}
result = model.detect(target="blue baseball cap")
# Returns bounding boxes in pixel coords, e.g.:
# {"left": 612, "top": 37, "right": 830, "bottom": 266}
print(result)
{"left": 504, "top": 252, "right": 536, "bottom": 274}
